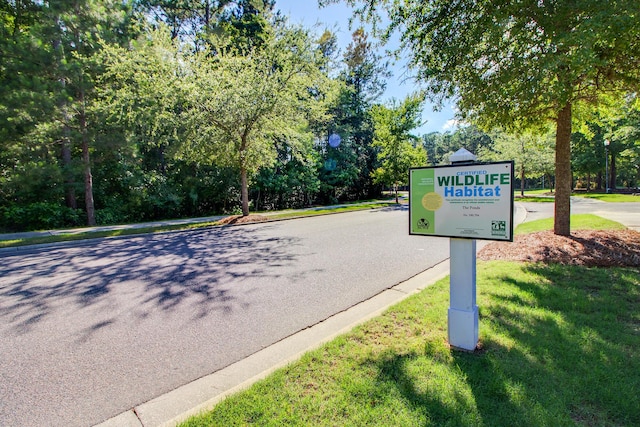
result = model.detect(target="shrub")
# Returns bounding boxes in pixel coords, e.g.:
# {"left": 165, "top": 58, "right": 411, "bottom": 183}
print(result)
{"left": 0, "top": 203, "right": 84, "bottom": 232}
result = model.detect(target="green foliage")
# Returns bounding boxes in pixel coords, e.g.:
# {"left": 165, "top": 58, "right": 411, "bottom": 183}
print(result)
{"left": 2, "top": 0, "right": 638, "bottom": 231}
{"left": 317, "top": 28, "right": 390, "bottom": 203}
{"left": 327, "top": 0, "right": 640, "bottom": 235}
{"left": 479, "top": 130, "right": 555, "bottom": 194}
{"left": 371, "top": 94, "right": 426, "bottom": 198}
{"left": 423, "top": 125, "right": 493, "bottom": 165}
{"left": 252, "top": 137, "right": 321, "bottom": 210}
{"left": 180, "top": 23, "right": 333, "bottom": 215}
{"left": 0, "top": 202, "right": 83, "bottom": 232}
{"left": 515, "top": 214, "right": 626, "bottom": 235}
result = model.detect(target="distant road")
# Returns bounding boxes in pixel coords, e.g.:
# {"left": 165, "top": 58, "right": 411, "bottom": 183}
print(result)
{"left": 0, "top": 206, "right": 449, "bottom": 426}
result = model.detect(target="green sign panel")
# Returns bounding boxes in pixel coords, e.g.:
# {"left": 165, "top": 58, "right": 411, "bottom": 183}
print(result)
{"left": 409, "top": 161, "right": 514, "bottom": 241}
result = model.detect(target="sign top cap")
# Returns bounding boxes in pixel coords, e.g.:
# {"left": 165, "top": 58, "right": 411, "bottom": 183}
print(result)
{"left": 449, "top": 148, "right": 477, "bottom": 163}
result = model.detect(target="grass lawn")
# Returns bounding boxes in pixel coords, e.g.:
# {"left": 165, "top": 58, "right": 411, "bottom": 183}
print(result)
{"left": 513, "top": 190, "right": 640, "bottom": 203}
{"left": 181, "top": 261, "right": 640, "bottom": 426}
{"left": 574, "top": 193, "right": 640, "bottom": 203}
{"left": 514, "top": 195, "right": 555, "bottom": 203}
{"left": 515, "top": 213, "right": 627, "bottom": 235}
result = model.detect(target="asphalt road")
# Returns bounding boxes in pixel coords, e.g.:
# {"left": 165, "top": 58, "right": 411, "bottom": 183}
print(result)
{"left": 0, "top": 206, "right": 450, "bottom": 426}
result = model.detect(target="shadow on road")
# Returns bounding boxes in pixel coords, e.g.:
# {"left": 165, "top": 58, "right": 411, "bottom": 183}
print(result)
{"left": 0, "top": 225, "right": 303, "bottom": 335}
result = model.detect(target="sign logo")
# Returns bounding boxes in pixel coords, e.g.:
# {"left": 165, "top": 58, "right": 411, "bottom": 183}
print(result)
{"left": 491, "top": 220, "right": 506, "bottom": 236}
{"left": 417, "top": 218, "right": 430, "bottom": 229}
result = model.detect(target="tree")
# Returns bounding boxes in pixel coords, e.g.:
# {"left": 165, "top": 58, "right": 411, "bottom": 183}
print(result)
{"left": 572, "top": 123, "right": 607, "bottom": 191}
{"left": 138, "top": 0, "right": 276, "bottom": 50}
{"left": 181, "top": 25, "right": 333, "bottom": 216}
{"left": 0, "top": 0, "right": 135, "bottom": 226}
{"left": 323, "top": 0, "right": 640, "bottom": 235}
{"left": 371, "top": 94, "right": 427, "bottom": 202}
{"left": 421, "top": 125, "right": 492, "bottom": 165}
{"left": 322, "top": 28, "right": 390, "bottom": 201}
{"left": 480, "top": 131, "right": 555, "bottom": 196}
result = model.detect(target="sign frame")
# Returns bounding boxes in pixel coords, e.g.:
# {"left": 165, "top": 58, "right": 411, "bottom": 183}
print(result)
{"left": 409, "top": 161, "right": 515, "bottom": 242}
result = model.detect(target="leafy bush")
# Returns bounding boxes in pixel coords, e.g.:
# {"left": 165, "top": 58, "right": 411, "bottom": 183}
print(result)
{"left": 0, "top": 202, "right": 84, "bottom": 232}
{"left": 95, "top": 207, "right": 130, "bottom": 226}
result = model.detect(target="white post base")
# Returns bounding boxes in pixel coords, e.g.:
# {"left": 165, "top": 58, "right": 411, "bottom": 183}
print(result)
{"left": 449, "top": 238, "right": 478, "bottom": 351}
{"left": 448, "top": 306, "right": 479, "bottom": 350}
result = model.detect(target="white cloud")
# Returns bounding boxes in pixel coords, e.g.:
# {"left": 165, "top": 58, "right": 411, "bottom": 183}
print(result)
{"left": 442, "top": 119, "right": 460, "bottom": 130}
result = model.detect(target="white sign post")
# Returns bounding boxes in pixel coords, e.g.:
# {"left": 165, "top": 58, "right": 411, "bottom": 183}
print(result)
{"left": 409, "top": 148, "right": 514, "bottom": 351}
{"left": 449, "top": 237, "right": 478, "bottom": 350}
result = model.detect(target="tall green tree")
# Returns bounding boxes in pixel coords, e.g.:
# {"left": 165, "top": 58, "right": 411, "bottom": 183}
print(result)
{"left": 324, "top": 28, "right": 389, "bottom": 201}
{"left": 323, "top": 0, "right": 640, "bottom": 235}
{"left": 181, "top": 25, "right": 333, "bottom": 216}
{"left": 0, "top": 0, "right": 134, "bottom": 226}
{"left": 138, "top": 0, "right": 275, "bottom": 50}
{"left": 371, "top": 94, "right": 426, "bottom": 202}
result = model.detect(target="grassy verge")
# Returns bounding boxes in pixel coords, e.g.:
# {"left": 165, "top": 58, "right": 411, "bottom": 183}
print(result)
{"left": 515, "top": 213, "right": 627, "bottom": 235}
{"left": 267, "top": 202, "right": 396, "bottom": 220}
{"left": 513, "top": 195, "right": 555, "bottom": 202}
{"left": 573, "top": 193, "right": 640, "bottom": 203}
{"left": 514, "top": 191, "right": 640, "bottom": 203}
{"left": 181, "top": 261, "right": 640, "bottom": 426}
{"left": 0, "top": 202, "right": 397, "bottom": 249}
{"left": 0, "top": 221, "right": 222, "bottom": 249}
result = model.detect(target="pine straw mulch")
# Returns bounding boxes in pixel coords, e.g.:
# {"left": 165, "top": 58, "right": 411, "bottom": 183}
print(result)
{"left": 218, "top": 214, "right": 270, "bottom": 225}
{"left": 478, "top": 229, "right": 640, "bottom": 267}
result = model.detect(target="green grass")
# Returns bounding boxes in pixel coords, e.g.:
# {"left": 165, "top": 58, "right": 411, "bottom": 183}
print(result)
{"left": 267, "top": 202, "right": 397, "bottom": 220}
{"left": 515, "top": 213, "right": 627, "bottom": 235}
{"left": 512, "top": 189, "right": 555, "bottom": 202}
{"left": 574, "top": 193, "right": 640, "bottom": 203}
{"left": 515, "top": 189, "right": 552, "bottom": 196}
{"left": 513, "top": 196, "right": 555, "bottom": 203}
{"left": 0, "top": 221, "right": 222, "bottom": 249}
{"left": 181, "top": 261, "right": 640, "bottom": 426}
{"left": 513, "top": 190, "right": 640, "bottom": 203}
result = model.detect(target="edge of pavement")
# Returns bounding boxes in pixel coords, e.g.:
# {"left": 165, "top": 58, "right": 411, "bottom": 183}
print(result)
{"left": 95, "top": 203, "right": 528, "bottom": 427}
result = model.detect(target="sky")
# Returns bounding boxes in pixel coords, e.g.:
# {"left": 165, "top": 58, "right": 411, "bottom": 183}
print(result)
{"left": 274, "top": 0, "right": 458, "bottom": 135}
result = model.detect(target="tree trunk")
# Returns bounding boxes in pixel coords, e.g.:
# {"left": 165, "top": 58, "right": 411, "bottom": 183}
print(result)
{"left": 394, "top": 183, "right": 399, "bottom": 203}
{"left": 554, "top": 102, "right": 572, "bottom": 236}
{"left": 54, "top": 32, "right": 76, "bottom": 210}
{"left": 241, "top": 167, "right": 249, "bottom": 216}
{"left": 597, "top": 171, "right": 603, "bottom": 190}
{"left": 609, "top": 152, "right": 617, "bottom": 190}
{"left": 78, "top": 81, "right": 95, "bottom": 226}
{"left": 520, "top": 164, "right": 525, "bottom": 197}
{"left": 61, "top": 133, "right": 77, "bottom": 209}
{"left": 80, "top": 111, "right": 96, "bottom": 226}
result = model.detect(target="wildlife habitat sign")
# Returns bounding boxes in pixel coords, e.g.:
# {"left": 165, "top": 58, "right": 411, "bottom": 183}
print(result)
{"left": 409, "top": 161, "right": 514, "bottom": 241}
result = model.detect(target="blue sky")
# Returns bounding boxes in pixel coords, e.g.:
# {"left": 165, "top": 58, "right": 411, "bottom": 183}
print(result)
{"left": 274, "top": 0, "right": 458, "bottom": 135}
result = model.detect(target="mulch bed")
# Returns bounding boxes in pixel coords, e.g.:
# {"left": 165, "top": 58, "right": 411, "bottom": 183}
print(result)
{"left": 218, "top": 214, "right": 270, "bottom": 225}
{"left": 478, "top": 230, "right": 640, "bottom": 267}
